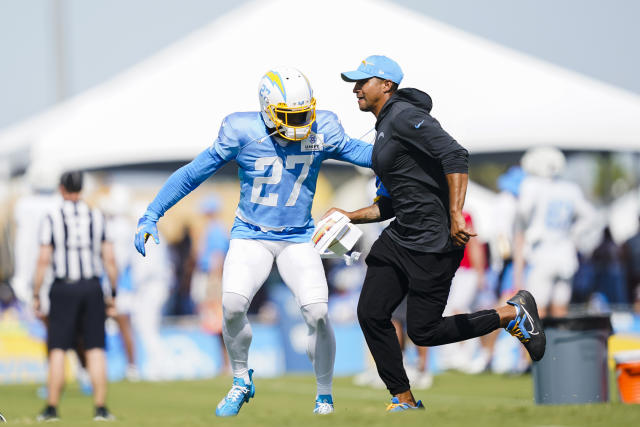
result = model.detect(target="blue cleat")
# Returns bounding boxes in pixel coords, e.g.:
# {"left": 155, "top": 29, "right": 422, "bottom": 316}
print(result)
{"left": 313, "top": 394, "right": 334, "bottom": 414}
{"left": 386, "top": 397, "right": 425, "bottom": 412}
{"left": 215, "top": 369, "right": 255, "bottom": 417}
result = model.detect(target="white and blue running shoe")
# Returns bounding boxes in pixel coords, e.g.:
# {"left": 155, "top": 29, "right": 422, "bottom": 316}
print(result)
{"left": 313, "top": 394, "right": 334, "bottom": 414}
{"left": 215, "top": 369, "right": 255, "bottom": 417}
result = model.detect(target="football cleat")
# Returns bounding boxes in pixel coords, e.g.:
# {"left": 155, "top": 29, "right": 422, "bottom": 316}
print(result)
{"left": 386, "top": 397, "right": 425, "bottom": 412}
{"left": 313, "top": 394, "right": 334, "bottom": 415}
{"left": 215, "top": 369, "right": 255, "bottom": 417}
{"left": 0, "top": 411, "right": 6, "bottom": 422}
{"left": 93, "top": 406, "right": 115, "bottom": 421}
{"left": 506, "top": 290, "right": 546, "bottom": 361}
{"left": 36, "top": 406, "right": 59, "bottom": 422}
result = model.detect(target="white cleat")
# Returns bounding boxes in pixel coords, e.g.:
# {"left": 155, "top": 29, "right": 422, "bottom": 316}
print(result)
{"left": 313, "top": 395, "right": 334, "bottom": 414}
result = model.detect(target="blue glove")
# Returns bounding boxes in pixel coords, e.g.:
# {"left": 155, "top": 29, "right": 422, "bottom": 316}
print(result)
{"left": 134, "top": 216, "right": 159, "bottom": 257}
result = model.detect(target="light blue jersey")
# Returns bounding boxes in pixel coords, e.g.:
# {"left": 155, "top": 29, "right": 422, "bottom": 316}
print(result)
{"left": 143, "top": 110, "right": 372, "bottom": 242}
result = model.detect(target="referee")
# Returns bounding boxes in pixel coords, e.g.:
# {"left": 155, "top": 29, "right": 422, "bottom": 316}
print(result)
{"left": 32, "top": 171, "right": 117, "bottom": 421}
{"left": 328, "top": 56, "right": 546, "bottom": 411}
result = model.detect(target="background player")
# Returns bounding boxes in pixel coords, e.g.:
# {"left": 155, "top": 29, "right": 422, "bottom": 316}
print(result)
{"left": 134, "top": 67, "right": 372, "bottom": 416}
{"left": 514, "top": 146, "right": 595, "bottom": 317}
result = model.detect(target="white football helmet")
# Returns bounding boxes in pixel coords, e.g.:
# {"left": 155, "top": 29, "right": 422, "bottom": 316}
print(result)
{"left": 521, "top": 146, "right": 566, "bottom": 178}
{"left": 258, "top": 67, "right": 316, "bottom": 141}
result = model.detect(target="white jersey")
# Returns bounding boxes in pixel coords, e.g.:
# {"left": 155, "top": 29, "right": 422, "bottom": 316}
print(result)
{"left": 517, "top": 176, "right": 593, "bottom": 250}
{"left": 11, "top": 192, "right": 61, "bottom": 303}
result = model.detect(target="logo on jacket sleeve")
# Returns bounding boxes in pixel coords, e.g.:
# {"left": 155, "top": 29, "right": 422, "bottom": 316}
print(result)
{"left": 302, "top": 133, "right": 324, "bottom": 152}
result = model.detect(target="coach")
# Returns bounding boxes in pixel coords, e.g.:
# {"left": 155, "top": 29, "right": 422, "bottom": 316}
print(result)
{"left": 33, "top": 171, "right": 117, "bottom": 421}
{"left": 328, "top": 56, "right": 543, "bottom": 411}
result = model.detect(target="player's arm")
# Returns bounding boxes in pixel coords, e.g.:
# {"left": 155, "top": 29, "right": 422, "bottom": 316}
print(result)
{"left": 393, "top": 108, "right": 472, "bottom": 246}
{"left": 323, "top": 204, "right": 381, "bottom": 224}
{"left": 447, "top": 173, "right": 476, "bottom": 246}
{"left": 402, "top": 114, "right": 472, "bottom": 247}
{"left": 33, "top": 215, "right": 54, "bottom": 317}
{"left": 135, "top": 147, "right": 228, "bottom": 256}
{"left": 322, "top": 178, "right": 394, "bottom": 224}
{"left": 101, "top": 241, "right": 118, "bottom": 299}
{"left": 331, "top": 136, "right": 373, "bottom": 168}
{"left": 323, "top": 112, "right": 373, "bottom": 168}
{"left": 32, "top": 244, "right": 52, "bottom": 317}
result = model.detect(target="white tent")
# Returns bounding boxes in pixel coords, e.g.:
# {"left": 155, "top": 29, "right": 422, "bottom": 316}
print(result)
{"left": 1, "top": 0, "right": 640, "bottom": 172}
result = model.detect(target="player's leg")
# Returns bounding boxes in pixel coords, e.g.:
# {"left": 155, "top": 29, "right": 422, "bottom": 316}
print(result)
{"left": 548, "top": 245, "right": 578, "bottom": 316}
{"left": 114, "top": 313, "right": 138, "bottom": 380}
{"left": 38, "top": 281, "right": 79, "bottom": 421}
{"left": 549, "top": 278, "right": 571, "bottom": 317}
{"left": 221, "top": 239, "right": 274, "bottom": 382}
{"left": 412, "top": 346, "right": 433, "bottom": 390}
{"left": 83, "top": 278, "right": 114, "bottom": 420}
{"left": 46, "top": 349, "right": 65, "bottom": 410}
{"left": 275, "top": 241, "right": 336, "bottom": 414}
{"left": 356, "top": 237, "right": 412, "bottom": 407}
{"left": 85, "top": 349, "right": 109, "bottom": 411}
{"left": 439, "top": 268, "right": 478, "bottom": 370}
{"left": 405, "top": 250, "right": 499, "bottom": 346}
{"left": 524, "top": 262, "right": 554, "bottom": 318}
{"left": 216, "top": 239, "right": 274, "bottom": 417}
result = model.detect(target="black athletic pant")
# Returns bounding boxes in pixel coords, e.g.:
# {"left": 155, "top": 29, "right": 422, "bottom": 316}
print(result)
{"left": 357, "top": 232, "right": 500, "bottom": 395}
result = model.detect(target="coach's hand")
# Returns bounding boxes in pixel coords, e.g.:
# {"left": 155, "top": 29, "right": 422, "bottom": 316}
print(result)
{"left": 450, "top": 211, "right": 476, "bottom": 246}
{"left": 134, "top": 216, "right": 160, "bottom": 257}
{"left": 321, "top": 207, "right": 349, "bottom": 220}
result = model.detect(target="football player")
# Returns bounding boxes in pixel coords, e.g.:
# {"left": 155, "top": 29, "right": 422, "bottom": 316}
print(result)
{"left": 514, "top": 146, "right": 595, "bottom": 317}
{"left": 134, "top": 67, "right": 372, "bottom": 416}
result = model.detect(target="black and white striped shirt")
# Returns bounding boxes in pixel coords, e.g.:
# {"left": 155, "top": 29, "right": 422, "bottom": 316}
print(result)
{"left": 39, "top": 199, "right": 107, "bottom": 281}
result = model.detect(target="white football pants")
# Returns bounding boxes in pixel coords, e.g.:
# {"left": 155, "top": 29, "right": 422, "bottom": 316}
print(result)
{"left": 221, "top": 239, "right": 335, "bottom": 396}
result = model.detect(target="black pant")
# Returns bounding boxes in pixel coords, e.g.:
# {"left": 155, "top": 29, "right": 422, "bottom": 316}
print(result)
{"left": 357, "top": 232, "right": 500, "bottom": 395}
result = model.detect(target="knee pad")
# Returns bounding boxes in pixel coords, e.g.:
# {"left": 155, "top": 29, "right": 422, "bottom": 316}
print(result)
{"left": 222, "top": 292, "right": 250, "bottom": 321}
{"left": 301, "top": 302, "right": 329, "bottom": 329}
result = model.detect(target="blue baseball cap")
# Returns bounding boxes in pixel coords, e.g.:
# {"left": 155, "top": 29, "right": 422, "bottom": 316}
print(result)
{"left": 341, "top": 55, "right": 404, "bottom": 84}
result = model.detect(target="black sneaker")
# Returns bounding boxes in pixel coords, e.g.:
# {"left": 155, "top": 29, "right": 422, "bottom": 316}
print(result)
{"left": 93, "top": 406, "right": 115, "bottom": 422}
{"left": 36, "top": 405, "right": 59, "bottom": 422}
{"left": 0, "top": 411, "right": 6, "bottom": 422}
{"left": 506, "top": 290, "right": 546, "bottom": 361}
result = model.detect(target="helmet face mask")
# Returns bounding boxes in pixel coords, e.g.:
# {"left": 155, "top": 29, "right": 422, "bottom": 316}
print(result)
{"left": 259, "top": 67, "right": 316, "bottom": 141}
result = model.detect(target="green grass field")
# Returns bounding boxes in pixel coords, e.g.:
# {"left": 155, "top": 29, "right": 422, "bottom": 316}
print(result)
{"left": 1, "top": 372, "right": 639, "bottom": 426}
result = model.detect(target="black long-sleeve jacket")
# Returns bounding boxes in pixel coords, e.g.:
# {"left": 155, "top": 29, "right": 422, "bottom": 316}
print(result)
{"left": 373, "top": 88, "right": 469, "bottom": 253}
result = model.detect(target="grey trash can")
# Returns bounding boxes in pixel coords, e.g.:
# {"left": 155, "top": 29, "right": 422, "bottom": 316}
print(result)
{"left": 532, "top": 314, "right": 612, "bottom": 405}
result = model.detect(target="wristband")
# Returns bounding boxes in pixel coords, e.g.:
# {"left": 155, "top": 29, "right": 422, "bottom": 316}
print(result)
{"left": 111, "top": 288, "right": 117, "bottom": 298}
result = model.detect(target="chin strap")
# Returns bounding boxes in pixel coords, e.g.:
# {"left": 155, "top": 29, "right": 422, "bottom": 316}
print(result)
{"left": 256, "top": 129, "right": 279, "bottom": 144}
